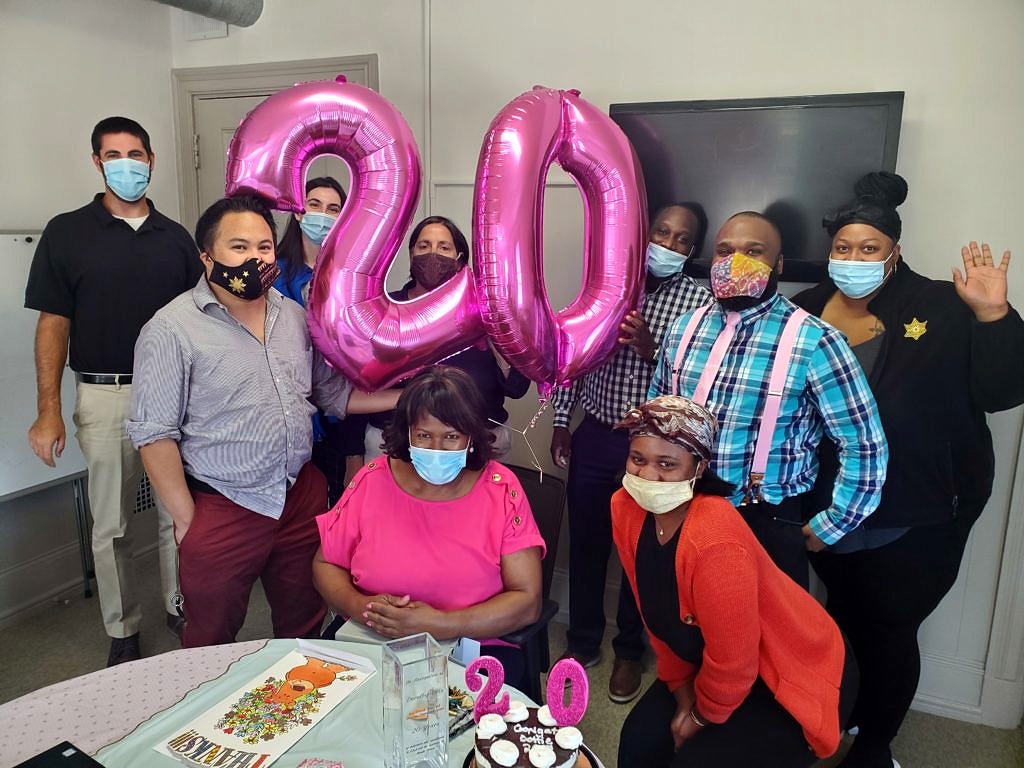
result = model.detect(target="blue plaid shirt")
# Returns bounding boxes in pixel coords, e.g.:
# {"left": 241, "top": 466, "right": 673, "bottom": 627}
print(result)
{"left": 552, "top": 272, "right": 711, "bottom": 428}
{"left": 649, "top": 293, "right": 887, "bottom": 544}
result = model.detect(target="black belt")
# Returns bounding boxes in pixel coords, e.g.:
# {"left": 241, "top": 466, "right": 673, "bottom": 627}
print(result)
{"left": 185, "top": 475, "right": 223, "bottom": 497}
{"left": 76, "top": 373, "right": 133, "bottom": 385}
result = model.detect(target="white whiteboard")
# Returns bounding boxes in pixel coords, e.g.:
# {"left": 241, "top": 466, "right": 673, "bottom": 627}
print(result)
{"left": 0, "top": 232, "right": 87, "bottom": 501}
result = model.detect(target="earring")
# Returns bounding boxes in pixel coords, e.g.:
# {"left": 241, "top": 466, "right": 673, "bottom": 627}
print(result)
{"left": 469, "top": 446, "right": 475, "bottom": 453}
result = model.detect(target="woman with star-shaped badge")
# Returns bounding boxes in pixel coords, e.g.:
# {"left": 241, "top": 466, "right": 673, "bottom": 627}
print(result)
{"left": 792, "top": 171, "right": 1024, "bottom": 768}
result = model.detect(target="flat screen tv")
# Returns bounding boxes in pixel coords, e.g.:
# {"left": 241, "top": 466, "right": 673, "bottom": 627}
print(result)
{"left": 610, "top": 91, "right": 904, "bottom": 282}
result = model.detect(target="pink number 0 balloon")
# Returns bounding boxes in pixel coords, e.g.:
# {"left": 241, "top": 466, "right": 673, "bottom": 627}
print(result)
{"left": 225, "top": 75, "right": 486, "bottom": 390}
{"left": 473, "top": 86, "right": 648, "bottom": 397}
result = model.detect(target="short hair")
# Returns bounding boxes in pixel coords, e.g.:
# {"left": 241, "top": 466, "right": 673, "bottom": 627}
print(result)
{"left": 91, "top": 116, "right": 152, "bottom": 156}
{"left": 382, "top": 366, "right": 495, "bottom": 469}
{"left": 652, "top": 201, "right": 709, "bottom": 256}
{"left": 724, "top": 210, "right": 784, "bottom": 256}
{"left": 407, "top": 215, "right": 470, "bottom": 267}
{"left": 195, "top": 196, "right": 277, "bottom": 255}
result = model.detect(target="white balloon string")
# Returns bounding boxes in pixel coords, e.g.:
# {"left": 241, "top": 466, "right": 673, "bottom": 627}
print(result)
{"left": 490, "top": 398, "right": 550, "bottom": 483}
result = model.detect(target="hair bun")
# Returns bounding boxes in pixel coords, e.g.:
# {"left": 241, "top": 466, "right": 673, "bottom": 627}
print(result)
{"left": 853, "top": 171, "right": 908, "bottom": 209}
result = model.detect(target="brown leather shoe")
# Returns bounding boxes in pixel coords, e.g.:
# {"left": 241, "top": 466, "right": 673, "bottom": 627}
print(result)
{"left": 608, "top": 657, "right": 643, "bottom": 703}
{"left": 106, "top": 633, "right": 141, "bottom": 667}
{"left": 554, "top": 648, "right": 602, "bottom": 670}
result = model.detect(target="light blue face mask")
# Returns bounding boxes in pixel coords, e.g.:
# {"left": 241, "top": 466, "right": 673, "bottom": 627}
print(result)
{"left": 103, "top": 158, "right": 151, "bottom": 202}
{"left": 408, "top": 438, "right": 469, "bottom": 485}
{"left": 646, "top": 241, "right": 690, "bottom": 278}
{"left": 828, "top": 249, "right": 895, "bottom": 299}
{"left": 298, "top": 212, "right": 337, "bottom": 246}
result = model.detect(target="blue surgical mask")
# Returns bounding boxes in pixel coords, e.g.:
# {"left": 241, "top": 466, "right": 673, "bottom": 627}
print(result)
{"left": 409, "top": 440, "right": 469, "bottom": 485}
{"left": 828, "top": 250, "right": 895, "bottom": 299}
{"left": 646, "top": 241, "right": 690, "bottom": 278}
{"left": 102, "top": 158, "right": 150, "bottom": 202}
{"left": 299, "top": 212, "right": 337, "bottom": 246}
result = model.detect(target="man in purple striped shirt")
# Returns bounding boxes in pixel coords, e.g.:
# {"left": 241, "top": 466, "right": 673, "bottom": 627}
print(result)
{"left": 127, "top": 196, "right": 398, "bottom": 647}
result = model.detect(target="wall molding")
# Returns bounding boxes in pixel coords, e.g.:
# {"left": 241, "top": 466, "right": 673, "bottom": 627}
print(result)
{"left": 171, "top": 54, "right": 379, "bottom": 228}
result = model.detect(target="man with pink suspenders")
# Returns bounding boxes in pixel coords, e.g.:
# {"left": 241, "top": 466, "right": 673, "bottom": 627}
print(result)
{"left": 649, "top": 212, "right": 887, "bottom": 587}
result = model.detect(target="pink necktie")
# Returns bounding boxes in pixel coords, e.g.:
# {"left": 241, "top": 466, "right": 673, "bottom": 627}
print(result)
{"left": 692, "top": 311, "right": 740, "bottom": 405}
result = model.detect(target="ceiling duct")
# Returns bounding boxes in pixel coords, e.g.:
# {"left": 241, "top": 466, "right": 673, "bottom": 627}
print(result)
{"left": 154, "top": 0, "right": 263, "bottom": 27}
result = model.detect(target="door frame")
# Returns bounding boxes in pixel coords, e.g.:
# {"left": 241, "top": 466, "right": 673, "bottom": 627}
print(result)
{"left": 171, "top": 55, "right": 379, "bottom": 228}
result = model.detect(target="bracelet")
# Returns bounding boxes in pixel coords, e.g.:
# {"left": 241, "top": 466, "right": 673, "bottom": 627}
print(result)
{"left": 689, "top": 707, "right": 708, "bottom": 728}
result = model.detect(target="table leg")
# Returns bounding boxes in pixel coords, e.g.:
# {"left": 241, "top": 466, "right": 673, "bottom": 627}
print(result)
{"left": 72, "top": 477, "right": 94, "bottom": 598}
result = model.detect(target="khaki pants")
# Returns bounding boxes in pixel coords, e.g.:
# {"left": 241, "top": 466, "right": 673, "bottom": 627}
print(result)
{"left": 74, "top": 382, "right": 178, "bottom": 638}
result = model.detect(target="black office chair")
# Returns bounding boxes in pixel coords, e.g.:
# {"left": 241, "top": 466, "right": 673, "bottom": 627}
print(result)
{"left": 320, "top": 462, "right": 567, "bottom": 703}
{"left": 499, "top": 463, "right": 567, "bottom": 702}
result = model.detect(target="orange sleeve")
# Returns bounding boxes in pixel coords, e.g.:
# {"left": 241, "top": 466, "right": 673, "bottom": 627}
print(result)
{"left": 691, "top": 541, "right": 761, "bottom": 723}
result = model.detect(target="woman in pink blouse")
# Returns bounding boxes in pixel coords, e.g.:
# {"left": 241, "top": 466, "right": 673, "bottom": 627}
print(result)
{"left": 313, "top": 366, "right": 544, "bottom": 686}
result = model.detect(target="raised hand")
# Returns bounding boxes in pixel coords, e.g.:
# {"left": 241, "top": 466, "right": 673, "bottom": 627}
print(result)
{"left": 619, "top": 310, "right": 657, "bottom": 361}
{"left": 953, "top": 241, "right": 1011, "bottom": 322}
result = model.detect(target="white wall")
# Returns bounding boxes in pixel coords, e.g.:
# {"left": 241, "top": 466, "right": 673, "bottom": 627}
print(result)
{"left": 0, "top": 0, "right": 181, "bottom": 226}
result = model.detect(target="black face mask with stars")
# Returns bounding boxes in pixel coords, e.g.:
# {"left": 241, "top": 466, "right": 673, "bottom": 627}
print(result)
{"left": 207, "top": 256, "right": 280, "bottom": 301}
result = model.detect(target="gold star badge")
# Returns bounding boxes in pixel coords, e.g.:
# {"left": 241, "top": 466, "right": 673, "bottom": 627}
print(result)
{"left": 228, "top": 276, "right": 247, "bottom": 294}
{"left": 904, "top": 317, "right": 927, "bottom": 340}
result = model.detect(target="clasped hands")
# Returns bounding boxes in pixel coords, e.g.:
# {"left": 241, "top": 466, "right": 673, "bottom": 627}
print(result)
{"left": 362, "top": 593, "right": 445, "bottom": 639}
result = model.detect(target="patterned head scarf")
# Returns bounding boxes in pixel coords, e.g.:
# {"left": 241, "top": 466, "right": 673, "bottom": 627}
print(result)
{"left": 615, "top": 395, "right": 719, "bottom": 462}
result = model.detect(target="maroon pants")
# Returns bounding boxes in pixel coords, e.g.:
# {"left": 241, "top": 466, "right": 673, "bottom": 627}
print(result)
{"left": 178, "top": 463, "right": 328, "bottom": 647}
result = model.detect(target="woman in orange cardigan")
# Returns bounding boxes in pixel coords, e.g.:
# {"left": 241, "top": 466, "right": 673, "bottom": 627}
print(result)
{"left": 613, "top": 395, "right": 858, "bottom": 767}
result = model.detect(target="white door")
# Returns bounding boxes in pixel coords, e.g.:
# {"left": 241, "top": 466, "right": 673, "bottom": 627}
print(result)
{"left": 172, "top": 55, "right": 377, "bottom": 230}
{"left": 192, "top": 94, "right": 351, "bottom": 235}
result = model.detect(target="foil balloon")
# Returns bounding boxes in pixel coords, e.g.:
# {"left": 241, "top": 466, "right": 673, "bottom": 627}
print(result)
{"left": 226, "top": 75, "right": 487, "bottom": 390}
{"left": 473, "top": 86, "right": 648, "bottom": 397}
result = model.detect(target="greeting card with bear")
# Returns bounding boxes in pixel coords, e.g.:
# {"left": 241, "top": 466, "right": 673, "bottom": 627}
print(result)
{"left": 155, "top": 642, "right": 374, "bottom": 767}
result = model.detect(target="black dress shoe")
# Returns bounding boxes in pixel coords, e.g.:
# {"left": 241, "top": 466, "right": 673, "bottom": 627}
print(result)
{"left": 166, "top": 612, "right": 186, "bottom": 639}
{"left": 107, "top": 633, "right": 141, "bottom": 667}
{"left": 554, "top": 648, "right": 603, "bottom": 669}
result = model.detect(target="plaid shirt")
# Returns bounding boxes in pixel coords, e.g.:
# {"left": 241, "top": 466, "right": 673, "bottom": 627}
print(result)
{"left": 649, "top": 293, "right": 887, "bottom": 545}
{"left": 552, "top": 272, "right": 711, "bottom": 429}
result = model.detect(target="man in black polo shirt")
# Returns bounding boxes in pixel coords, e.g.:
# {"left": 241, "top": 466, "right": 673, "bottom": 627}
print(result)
{"left": 25, "top": 116, "right": 201, "bottom": 665}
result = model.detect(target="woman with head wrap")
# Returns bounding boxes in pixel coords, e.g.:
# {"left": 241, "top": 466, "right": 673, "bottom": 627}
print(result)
{"left": 613, "top": 395, "right": 858, "bottom": 768}
{"left": 792, "top": 171, "right": 1024, "bottom": 768}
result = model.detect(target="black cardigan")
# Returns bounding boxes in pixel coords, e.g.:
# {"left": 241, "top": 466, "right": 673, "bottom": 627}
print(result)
{"left": 793, "top": 259, "right": 1024, "bottom": 529}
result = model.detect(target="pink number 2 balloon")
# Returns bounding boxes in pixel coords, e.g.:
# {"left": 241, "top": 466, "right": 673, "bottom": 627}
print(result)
{"left": 473, "top": 86, "right": 648, "bottom": 398}
{"left": 226, "top": 75, "right": 487, "bottom": 391}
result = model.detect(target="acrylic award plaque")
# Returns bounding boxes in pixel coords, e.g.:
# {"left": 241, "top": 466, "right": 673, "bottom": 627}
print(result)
{"left": 383, "top": 633, "right": 448, "bottom": 768}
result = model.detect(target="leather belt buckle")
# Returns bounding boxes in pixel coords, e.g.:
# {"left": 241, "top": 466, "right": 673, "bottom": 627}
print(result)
{"left": 76, "top": 373, "right": 133, "bottom": 385}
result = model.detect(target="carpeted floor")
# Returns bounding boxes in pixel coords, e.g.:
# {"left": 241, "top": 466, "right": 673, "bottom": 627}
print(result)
{"left": 1, "top": 549, "right": 1021, "bottom": 767}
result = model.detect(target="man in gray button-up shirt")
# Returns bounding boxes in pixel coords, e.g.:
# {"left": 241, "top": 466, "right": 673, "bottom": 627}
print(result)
{"left": 127, "top": 196, "right": 398, "bottom": 647}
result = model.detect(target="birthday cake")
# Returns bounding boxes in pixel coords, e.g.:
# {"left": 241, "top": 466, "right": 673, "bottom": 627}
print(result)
{"left": 465, "top": 655, "right": 591, "bottom": 768}
{"left": 471, "top": 702, "right": 590, "bottom": 768}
